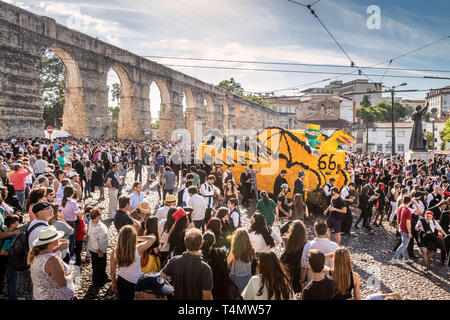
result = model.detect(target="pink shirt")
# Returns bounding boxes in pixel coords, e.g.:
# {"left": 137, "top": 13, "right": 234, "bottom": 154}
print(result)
{"left": 10, "top": 169, "right": 29, "bottom": 191}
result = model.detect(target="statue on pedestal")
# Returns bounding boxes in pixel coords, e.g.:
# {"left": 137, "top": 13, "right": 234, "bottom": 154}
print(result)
{"left": 409, "top": 103, "right": 428, "bottom": 151}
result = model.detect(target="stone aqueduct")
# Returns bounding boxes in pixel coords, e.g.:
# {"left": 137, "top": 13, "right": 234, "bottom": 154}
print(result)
{"left": 0, "top": 1, "right": 280, "bottom": 140}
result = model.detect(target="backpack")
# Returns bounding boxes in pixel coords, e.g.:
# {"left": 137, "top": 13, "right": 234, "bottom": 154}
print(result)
{"left": 8, "top": 222, "right": 46, "bottom": 271}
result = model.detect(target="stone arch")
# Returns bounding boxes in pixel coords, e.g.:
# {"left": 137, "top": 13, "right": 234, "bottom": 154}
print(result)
{"left": 110, "top": 65, "right": 135, "bottom": 139}
{"left": 150, "top": 78, "right": 171, "bottom": 139}
{"left": 47, "top": 47, "right": 86, "bottom": 138}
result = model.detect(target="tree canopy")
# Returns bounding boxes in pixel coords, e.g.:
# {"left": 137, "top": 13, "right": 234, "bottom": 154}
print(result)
{"left": 40, "top": 50, "right": 66, "bottom": 128}
{"left": 108, "top": 82, "right": 121, "bottom": 137}
{"left": 356, "top": 101, "right": 415, "bottom": 123}
{"left": 217, "top": 78, "right": 270, "bottom": 108}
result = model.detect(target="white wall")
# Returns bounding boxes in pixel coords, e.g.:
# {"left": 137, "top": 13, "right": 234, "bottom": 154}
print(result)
{"left": 339, "top": 99, "right": 354, "bottom": 123}
{"left": 366, "top": 127, "right": 412, "bottom": 154}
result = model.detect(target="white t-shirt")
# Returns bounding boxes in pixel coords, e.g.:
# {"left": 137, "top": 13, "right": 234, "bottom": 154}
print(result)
{"left": 156, "top": 206, "right": 170, "bottom": 222}
{"left": 230, "top": 210, "right": 239, "bottom": 229}
{"left": 248, "top": 230, "right": 282, "bottom": 253}
{"left": 242, "top": 274, "right": 295, "bottom": 300}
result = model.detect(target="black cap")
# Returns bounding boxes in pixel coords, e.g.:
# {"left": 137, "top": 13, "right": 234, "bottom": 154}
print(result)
{"left": 281, "top": 169, "right": 287, "bottom": 174}
{"left": 135, "top": 273, "right": 174, "bottom": 296}
{"left": 32, "top": 201, "right": 52, "bottom": 214}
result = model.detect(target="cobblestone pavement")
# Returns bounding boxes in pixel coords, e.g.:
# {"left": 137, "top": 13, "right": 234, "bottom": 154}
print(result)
{"left": 14, "top": 169, "right": 450, "bottom": 300}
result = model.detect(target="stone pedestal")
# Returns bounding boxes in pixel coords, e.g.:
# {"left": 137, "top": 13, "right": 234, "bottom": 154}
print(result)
{"left": 404, "top": 150, "right": 434, "bottom": 162}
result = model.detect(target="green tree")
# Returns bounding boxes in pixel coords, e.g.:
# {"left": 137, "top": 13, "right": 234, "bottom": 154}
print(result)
{"left": 217, "top": 78, "right": 270, "bottom": 108}
{"left": 360, "top": 95, "right": 371, "bottom": 107}
{"left": 108, "top": 82, "right": 121, "bottom": 137}
{"left": 217, "top": 78, "right": 244, "bottom": 95}
{"left": 439, "top": 118, "right": 450, "bottom": 150}
{"left": 426, "top": 131, "right": 433, "bottom": 150}
{"left": 40, "top": 50, "right": 66, "bottom": 128}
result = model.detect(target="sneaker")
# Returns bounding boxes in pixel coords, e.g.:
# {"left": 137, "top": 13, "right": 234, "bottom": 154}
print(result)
{"left": 404, "top": 259, "right": 413, "bottom": 264}
{"left": 391, "top": 259, "right": 403, "bottom": 265}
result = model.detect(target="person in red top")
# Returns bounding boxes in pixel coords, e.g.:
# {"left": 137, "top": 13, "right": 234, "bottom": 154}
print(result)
{"left": 74, "top": 208, "right": 87, "bottom": 266}
{"left": 9, "top": 163, "right": 32, "bottom": 208}
{"left": 391, "top": 196, "right": 413, "bottom": 264}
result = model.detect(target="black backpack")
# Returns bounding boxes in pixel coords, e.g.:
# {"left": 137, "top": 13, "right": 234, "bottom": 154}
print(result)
{"left": 8, "top": 222, "right": 46, "bottom": 271}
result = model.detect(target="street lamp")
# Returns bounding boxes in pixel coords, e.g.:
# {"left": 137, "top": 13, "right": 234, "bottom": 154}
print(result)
{"left": 385, "top": 83, "right": 407, "bottom": 155}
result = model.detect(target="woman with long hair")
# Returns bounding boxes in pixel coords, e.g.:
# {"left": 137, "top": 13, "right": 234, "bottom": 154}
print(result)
{"left": 110, "top": 225, "right": 155, "bottom": 300}
{"left": 256, "top": 190, "right": 278, "bottom": 227}
{"left": 224, "top": 180, "right": 239, "bottom": 205}
{"left": 206, "top": 217, "right": 227, "bottom": 248}
{"left": 53, "top": 169, "right": 65, "bottom": 199}
{"left": 228, "top": 228, "right": 255, "bottom": 293}
{"left": 159, "top": 207, "right": 177, "bottom": 264}
{"left": 242, "top": 251, "right": 294, "bottom": 300}
{"left": 201, "top": 231, "right": 232, "bottom": 299}
{"left": 25, "top": 186, "right": 47, "bottom": 222}
{"left": 60, "top": 186, "right": 83, "bottom": 261}
{"left": 168, "top": 215, "right": 188, "bottom": 256}
{"left": 325, "top": 246, "right": 361, "bottom": 300}
{"left": 140, "top": 216, "right": 161, "bottom": 274}
{"left": 280, "top": 220, "right": 308, "bottom": 293}
{"left": 292, "top": 193, "right": 309, "bottom": 221}
{"left": 248, "top": 213, "right": 281, "bottom": 253}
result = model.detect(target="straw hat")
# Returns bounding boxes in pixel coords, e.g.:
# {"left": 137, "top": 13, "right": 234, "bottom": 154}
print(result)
{"left": 165, "top": 194, "right": 176, "bottom": 205}
{"left": 32, "top": 226, "right": 64, "bottom": 247}
{"left": 138, "top": 201, "right": 151, "bottom": 214}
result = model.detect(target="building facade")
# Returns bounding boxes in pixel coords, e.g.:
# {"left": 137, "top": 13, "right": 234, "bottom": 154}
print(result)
{"left": 426, "top": 86, "right": 450, "bottom": 118}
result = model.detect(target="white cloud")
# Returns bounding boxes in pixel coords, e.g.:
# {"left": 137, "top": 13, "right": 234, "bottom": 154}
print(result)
{"left": 37, "top": 1, "right": 120, "bottom": 34}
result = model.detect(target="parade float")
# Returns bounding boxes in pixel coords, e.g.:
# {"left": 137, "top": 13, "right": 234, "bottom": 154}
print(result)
{"left": 197, "top": 125, "right": 356, "bottom": 199}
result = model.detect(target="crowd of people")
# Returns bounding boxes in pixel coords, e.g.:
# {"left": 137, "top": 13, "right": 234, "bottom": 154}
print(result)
{"left": 0, "top": 136, "right": 449, "bottom": 301}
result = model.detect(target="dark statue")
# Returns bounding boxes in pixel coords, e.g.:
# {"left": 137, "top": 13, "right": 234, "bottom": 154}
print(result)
{"left": 409, "top": 103, "right": 428, "bottom": 151}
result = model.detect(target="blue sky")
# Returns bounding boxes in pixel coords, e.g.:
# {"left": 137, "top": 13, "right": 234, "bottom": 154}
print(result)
{"left": 4, "top": 0, "right": 450, "bottom": 110}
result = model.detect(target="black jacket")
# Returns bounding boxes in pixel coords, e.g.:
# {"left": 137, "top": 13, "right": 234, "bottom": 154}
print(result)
{"left": 294, "top": 179, "right": 304, "bottom": 196}
{"left": 273, "top": 175, "right": 288, "bottom": 200}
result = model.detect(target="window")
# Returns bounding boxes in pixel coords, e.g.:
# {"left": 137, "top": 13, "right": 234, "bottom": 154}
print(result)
{"left": 385, "top": 131, "right": 392, "bottom": 137}
{"left": 385, "top": 144, "right": 392, "bottom": 153}
{"left": 398, "top": 131, "right": 405, "bottom": 137}
{"left": 398, "top": 144, "right": 404, "bottom": 152}
{"left": 377, "top": 144, "right": 383, "bottom": 152}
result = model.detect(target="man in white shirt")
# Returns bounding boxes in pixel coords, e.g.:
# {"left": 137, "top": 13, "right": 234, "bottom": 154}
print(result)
{"left": 300, "top": 220, "right": 338, "bottom": 291}
{"left": 130, "top": 181, "right": 145, "bottom": 211}
{"left": 32, "top": 155, "right": 48, "bottom": 176}
{"left": 199, "top": 175, "right": 220, "bottom": 209}
{"left": 188, "top": 186, "right": 207, "bottom": 232}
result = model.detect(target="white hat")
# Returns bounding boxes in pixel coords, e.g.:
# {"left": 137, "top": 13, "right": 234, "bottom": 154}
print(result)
{"left": 44, "top": 167, "right": 53, "bottom": 173}
{"left": 32, "top": 226, "right": 65, "bottom": 246}
{"left": 67, "top": 171, "right": 78, "bottom": 178}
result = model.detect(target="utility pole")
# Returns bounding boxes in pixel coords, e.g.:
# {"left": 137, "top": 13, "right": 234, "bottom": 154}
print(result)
{"left": 389, "top": 83, "right": 407, "bottom": 156}
{"left": 391, "top": 89, "right": 395, "bottom": 155}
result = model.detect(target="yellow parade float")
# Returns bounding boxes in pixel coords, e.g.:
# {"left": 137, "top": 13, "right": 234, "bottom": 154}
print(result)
{"left": 197, "top": 125, "right": 356, "bottom": 199}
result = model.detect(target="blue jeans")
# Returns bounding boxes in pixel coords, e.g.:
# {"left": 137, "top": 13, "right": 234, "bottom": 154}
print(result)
{"left": 252, "top": 182, "right": 259, "bottom": 201}
{"left": 393, "top": 231, "right": 410, "bottom": 261}
{"left": 6, "top": 263, "right": 17, "bottom": 300}
{"left": 230, "top": 273, "right": 252, "bottom": 294}
{"left": 15, "top": 190, "right": 25, "bottom": 208}
{"left": 66, "top": 221, "right": 77, "bottom": 258}
{"left": 25, "top": 183, "right": 32, "bottom": 197}
{"left": 85, "top": 180, "right": 92, "bottom": 196}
